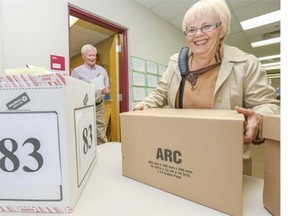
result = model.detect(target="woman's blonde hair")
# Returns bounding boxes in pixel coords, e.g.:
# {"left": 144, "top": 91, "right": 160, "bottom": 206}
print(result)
{"left": 182, "top": 0, "right": 231, "bottom": 40}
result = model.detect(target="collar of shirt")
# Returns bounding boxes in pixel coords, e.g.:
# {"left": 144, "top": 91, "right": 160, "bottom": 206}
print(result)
{"left": 84, "top": 62, "right": 97, "bottom": 70}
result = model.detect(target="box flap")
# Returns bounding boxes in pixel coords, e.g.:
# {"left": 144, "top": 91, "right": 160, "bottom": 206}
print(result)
{"left": 121, "top": 108, "right": 245, "bottom": 121}
{"left": 262, "top": 114, "right": 280, "bottom": 141}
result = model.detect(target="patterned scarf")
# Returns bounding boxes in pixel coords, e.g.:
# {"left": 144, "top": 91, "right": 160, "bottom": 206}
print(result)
{"left": 186, "top": 47, "right": 222, "bottom": 88}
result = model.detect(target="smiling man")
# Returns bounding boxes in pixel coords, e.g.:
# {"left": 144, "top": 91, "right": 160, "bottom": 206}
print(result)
{"left": 71, "top": 44, "right": 110, "bottom": 144}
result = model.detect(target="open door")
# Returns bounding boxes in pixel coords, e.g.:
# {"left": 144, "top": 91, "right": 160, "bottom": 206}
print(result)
{"left": 109, "top": 34, "right": 120, "bottom": 141}
{"left": 69, "top": 4, "right": 129, "bottom": 142}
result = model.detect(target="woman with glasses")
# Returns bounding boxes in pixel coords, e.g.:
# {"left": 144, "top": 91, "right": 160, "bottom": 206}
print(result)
{"left": 134, "top": 0, "right": 280, "bottom": 175}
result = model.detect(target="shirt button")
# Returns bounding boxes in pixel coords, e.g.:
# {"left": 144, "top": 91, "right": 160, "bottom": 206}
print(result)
{"left": 216, "top": 97, "right": 223, "bottom": 103}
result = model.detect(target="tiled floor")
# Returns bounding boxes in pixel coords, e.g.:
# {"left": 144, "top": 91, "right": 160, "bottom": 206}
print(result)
{"left": 251, "top": 143, "right": 266, "bottom": 179}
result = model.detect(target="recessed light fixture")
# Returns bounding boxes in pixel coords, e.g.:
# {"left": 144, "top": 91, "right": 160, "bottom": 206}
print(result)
{"left": 69, "top": 15, "right": 79, "bottom": 27}
{"left": 251, "top": 37, "right": 280, "bottom": 48}
{"left": 240, "top": 10, "right": 280, "bottom": 30}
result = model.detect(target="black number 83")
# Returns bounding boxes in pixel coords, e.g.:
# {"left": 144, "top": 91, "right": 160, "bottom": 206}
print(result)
{"left": 0, "top": 138, "right": 44, "bottom": 173}
{"left": 83, "top": 124, "right": 93, "bottom": 155}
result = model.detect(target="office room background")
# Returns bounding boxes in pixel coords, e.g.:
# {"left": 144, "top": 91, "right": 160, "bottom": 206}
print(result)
{"left": 0, "top": 0, "right": 282, "bottom": 179}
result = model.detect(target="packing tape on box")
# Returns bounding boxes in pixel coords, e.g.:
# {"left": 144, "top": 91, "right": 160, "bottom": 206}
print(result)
{"left": 0, "top": 73, "right": 66, "bottom": 89}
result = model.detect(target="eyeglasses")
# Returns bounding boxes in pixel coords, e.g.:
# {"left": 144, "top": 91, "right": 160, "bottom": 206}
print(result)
{"left": 184, "top": 22, "right": 222, "bottom": 37}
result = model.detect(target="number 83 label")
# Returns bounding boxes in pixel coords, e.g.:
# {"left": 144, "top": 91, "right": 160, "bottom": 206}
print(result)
{"left": 0, "top": 112, "right": 61, "bottom": 199}
{"left": 74, "top": 106, "right": 96, "bottom": 187}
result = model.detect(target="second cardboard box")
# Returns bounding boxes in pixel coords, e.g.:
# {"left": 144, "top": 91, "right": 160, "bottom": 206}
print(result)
{"left": 121, "top": 108, "right": 244, "bottom": 216}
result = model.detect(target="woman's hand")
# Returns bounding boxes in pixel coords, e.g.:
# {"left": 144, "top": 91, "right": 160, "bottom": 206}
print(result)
{"left": 133, "top": 104, "right": 145, "bottom": 111}
{"left": 235, "top": 106, "right": 263, "bottom": 144}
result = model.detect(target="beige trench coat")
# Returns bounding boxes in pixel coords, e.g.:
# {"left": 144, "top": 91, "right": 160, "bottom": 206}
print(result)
{"left": 136, "top": 45, "right": 280, "bottom": 159}
{"left": 137, "top": 44, "right": 279, "bottom": 115}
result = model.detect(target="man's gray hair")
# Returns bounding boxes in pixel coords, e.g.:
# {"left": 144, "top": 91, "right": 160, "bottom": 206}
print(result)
{"left": 81, "top": 44, "right": 97, "bottom": 55}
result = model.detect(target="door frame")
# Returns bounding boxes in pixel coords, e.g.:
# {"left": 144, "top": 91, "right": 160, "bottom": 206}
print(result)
{"left": 68, "top": 4, "right": 129, "bottom": 113}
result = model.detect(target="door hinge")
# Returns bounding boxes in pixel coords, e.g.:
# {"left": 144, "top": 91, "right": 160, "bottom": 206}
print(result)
{"left": 116, "top": 45, "right": 121, "bottom": 53}
{"left": 117, "top": 93, "right": 122, "bottom": 101}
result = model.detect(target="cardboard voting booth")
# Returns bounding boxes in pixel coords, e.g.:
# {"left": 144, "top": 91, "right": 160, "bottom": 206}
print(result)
{"left": 262, "top": 114, "right": 280, "bottom": 216}
{"left": 120, "top": 109, "right": 244, "bottom": 216}
{"left": 0, "top": 73, "right": 97, "bottom": 213}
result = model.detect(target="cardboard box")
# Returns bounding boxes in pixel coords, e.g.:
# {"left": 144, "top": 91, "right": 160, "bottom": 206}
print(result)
{"left": 262, "top": 114, "right": 280, "bottom": 216}
{"left": 0, "top": 73, "right": 97, "bottom": 213}
{"left": 120, "top": 108, "right": 244, "bottom": 215}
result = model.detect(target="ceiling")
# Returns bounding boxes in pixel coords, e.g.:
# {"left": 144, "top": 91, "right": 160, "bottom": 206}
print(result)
{"left": 70, "top": 0, "right": 280, "bottom": 76}
{"left": 70, "top": 19, "right": 115, "bottom": 58}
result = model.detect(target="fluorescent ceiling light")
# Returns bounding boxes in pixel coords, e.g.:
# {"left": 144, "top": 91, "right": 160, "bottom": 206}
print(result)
{"left": 263, "top": 66, "right": 280, "bottom": 71}
{"left": 251, "top": 37, "right": 280, "bottom": 48}
{"left": 259, "top": 54, "right": 281, "bottom": 61}
{"left": 241, "top": 10, "right": 280, "bottom": 30}
{"left": 69, "top": 15, "right": 79, "bottom": 27}
{"left": 262, "top": 62, "right": 280, "bottom": 67}
{"left": 262, "top": 62, "right": 280, "bottom": 71}
{"left": 267, "top": 73, "right": 280, "bottom": 79}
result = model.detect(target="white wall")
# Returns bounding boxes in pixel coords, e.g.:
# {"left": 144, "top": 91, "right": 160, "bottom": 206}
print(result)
{"left": 0, "top": 0, "right": 4, "bottom": 76}
{"left": 0, "top": 0, "right": 69, "bottom": 74}
{"left": 0, "top": 0, "right": 186, "bottom": 74}
{"left": 69, "top": 0, "right": 186, "bottom": 65}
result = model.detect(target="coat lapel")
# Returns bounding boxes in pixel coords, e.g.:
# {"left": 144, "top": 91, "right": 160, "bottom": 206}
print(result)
{"left": 214, "top": 45, "right": 247, "bottom": 93}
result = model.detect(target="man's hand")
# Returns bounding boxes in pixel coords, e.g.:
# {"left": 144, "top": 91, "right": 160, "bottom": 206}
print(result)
{"left": 101, "top": 87, "right": 110, "bottom": 95}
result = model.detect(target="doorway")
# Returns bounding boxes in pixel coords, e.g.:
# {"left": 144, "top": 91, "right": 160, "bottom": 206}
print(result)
{"left": 68, "top": 4, "right": 129, "bottom": 142}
